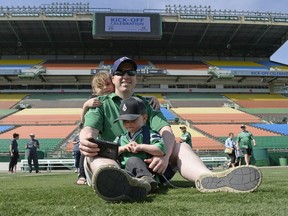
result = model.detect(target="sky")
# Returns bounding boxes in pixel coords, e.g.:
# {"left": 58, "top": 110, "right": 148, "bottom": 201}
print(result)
{"left": 1, "top": 0, "right": 287, "bottom": 64}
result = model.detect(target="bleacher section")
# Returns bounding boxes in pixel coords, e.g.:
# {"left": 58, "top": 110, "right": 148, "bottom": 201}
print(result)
{"left": 166, "top": 93, "right": 231, "bottom": 107}
{"left": 171, "top": 107, "right": 261, "bottom": 123}
{"left": 160, "top": 108, "right": 175, "bottom": 121}
{"left": 223, "top": 94, "right": 288, "bottom": 123}
{"left": 194, "top": 124, "right": 280, "bottom": 137}
{"left": 0, "top": 59, "right": 44, "bottom": 73}
{"left": 0, "top": 109, "right": 18, "bottom": 118}
{"left": 0, "top": 125, "right": 76, "bottom": 139}
{"left": 258, "top": 61, "right": 288, "bottom": 70}
{"left": 0, "top": 91, "right": 287, "bottom": 165}
{"left": 0, "top": 125, "right": 15, "bottom": 133}
{"left": 251, "top": 124, "right": 288, "bottom": 136}
{"left": 42, "top": 60, "right": 99, "bottom": 70}
{"left": 0, "top": 138, "right": 63, "bottom": 153}
{"left": 22, "top": 93, "right": 90, "bottom": 108}
{"left": 0, "top": 125, "right": 77, "bottom": 153}
{"left": 240, "top": 108, "right": 288, "bottom": 123}
{"left": 152, "top": 61, "right": 208, "bottom": 70}
{"left": 194, "top": 124, "right": 288, "bottom": 156}
{"left": 224, "top": 93, "right": 288, "bottom": 108}
{"left": 0, "top": 93, "right": 28, "bottom": 109}
{"left": 194, "top": 124, "right": 287, "bottom": 150}
{"left": 0, "top": 108, "right": 81, "bottom": 125}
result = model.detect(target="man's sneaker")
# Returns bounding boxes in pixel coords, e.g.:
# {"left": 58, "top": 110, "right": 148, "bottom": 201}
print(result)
{"left": 196, "top": 165, "right": 262, "bottom": 193}
{"left": 92, "top": 165, "right": 151, "bottom": 202}
{"left": 140, "top": 176, "right": 158, "bottom": 193}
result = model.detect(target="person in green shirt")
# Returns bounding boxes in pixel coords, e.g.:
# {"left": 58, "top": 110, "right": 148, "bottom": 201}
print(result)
{"left": 79, "top": 57, "right": 262, "bottom": 202}
{"left": 236, "top": 124, "right": 257, "bottom": 165}
{"left": 114, "top": 96, "right": 166, "bottom": 192}
{"left": 179, "top": 126, "right": 192, "bottom": 148}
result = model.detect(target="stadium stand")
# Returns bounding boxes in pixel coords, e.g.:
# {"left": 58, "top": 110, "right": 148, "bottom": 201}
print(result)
{"left": 171, "top": 107, "right": 261, "bottom": 123}
{"left": 0, "top": 125, "right": 77, "bottom": 154}
{"left": 205, "top": 60, "right": 269, "bottom": 70}
{"left": 42, "top": 60, "right": 99, "bottom": 70}
{"left": 0, "top": 125, "right": 15, "bottom": 133}
{"left": 0, "top": 59, "right": 44, "bottom": 70}
{"left": 0, "top": 108, "right": 81, "bottom": 125}
{"left": 0, "top": 4, "right": 288, "bottom": 166}
{"left": 224, "top": 93, "right": 288, "bottom": 108}
{"left": 194, "top": 124, "right": 280, "bottom": 137}
{"left": 0, "top": 109, "right": 18, "bottom": 118}
{"left": 166, "top": 93, "right": 232, "bottom": 108}
{"left": 258, "top": 61, "right": 288, "bottom": 70}
{"left": 22, "top": 93, "right": 90, "bottom": 108}
{"left": 160, "top": 108, "right": 176, "bottom": 122}
{"left": 0, "top": 94, "right": 28, "bottom": 109}
{"left": 251, "top": 124, "right": 288, "bottom": 136}
{"left": 240, "top": 108, "right": 288, "bottom": 123}
{"left": 152, "top": 60, "right": 208, "bottom": 70}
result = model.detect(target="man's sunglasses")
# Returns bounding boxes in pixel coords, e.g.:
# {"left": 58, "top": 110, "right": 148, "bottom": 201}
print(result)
{"left": 114, "top": 70, "right": 136, "bottom": 76}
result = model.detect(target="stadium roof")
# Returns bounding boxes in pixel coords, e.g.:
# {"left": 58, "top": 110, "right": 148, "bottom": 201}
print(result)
{"left": 1, "top": 8, "right": 288, "bottom": 58}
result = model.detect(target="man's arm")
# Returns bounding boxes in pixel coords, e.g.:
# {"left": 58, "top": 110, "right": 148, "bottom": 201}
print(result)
{"left": 159, "top": 125, "right": 175, "bottom": 159}
{"left": 79, "top": 126, "right": 101, "bottom": 157}
{"left": 9, "top": 143, "right": 13, "bottom": 156}
{"left": 145, "top": 125, "right": 175, "bottom": 174}
{"left": 252, "top": 138, "right": 256, "bottom": 146}
{"left": 36, "top": 140, "right": 40, "bottom": 148}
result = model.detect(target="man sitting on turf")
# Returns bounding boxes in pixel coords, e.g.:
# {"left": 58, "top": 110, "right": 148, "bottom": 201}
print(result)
{"left": 79, "top": 57, "right": 262, "bottom": 202}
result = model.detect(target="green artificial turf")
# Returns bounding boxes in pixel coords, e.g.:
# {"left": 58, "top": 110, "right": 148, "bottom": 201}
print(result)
{"left": 0, "top": 167, "right": 287, "bottom": 216}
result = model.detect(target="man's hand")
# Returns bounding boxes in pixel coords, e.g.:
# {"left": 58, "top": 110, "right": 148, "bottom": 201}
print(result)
{"left": 79, "top": 127, "right": 100, "bottom": 157}
{"left": 87, "top": 98, "right": 102, "bottom": 108}
{"left": 144, "top": 156, "right": 169, "bottom": 175}
{"left": 149, "top": 96, "right": 160, "bottom": 110}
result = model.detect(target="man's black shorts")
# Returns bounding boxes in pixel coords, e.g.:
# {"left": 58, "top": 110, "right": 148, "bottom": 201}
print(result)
{"left": 240, "top": 148, "right": 252, "bottom": 156}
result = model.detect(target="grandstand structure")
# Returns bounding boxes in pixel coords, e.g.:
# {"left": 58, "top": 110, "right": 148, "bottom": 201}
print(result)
{"left": 0, "top": 3, "right": 288, "bottom": 166}
{"left": 0, "top": 4, "right": 288, "bottom": 93}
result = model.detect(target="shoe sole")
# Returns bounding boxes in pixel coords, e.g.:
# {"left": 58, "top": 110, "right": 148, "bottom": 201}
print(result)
{"left": 196, "top": 165, "right": 262, "bottom": 193}
{"left": 92, "top": 165, "right": 150, "bottom": 202}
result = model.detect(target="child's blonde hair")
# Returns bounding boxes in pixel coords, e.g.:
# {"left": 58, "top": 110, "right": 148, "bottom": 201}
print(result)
{"left": 91, "top": 71, "right": 112, "bottom": 95}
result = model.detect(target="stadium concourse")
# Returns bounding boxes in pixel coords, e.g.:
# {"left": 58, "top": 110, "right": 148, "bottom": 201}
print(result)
{"left": 0, "top": 3, "right": 288, "bottom": 170}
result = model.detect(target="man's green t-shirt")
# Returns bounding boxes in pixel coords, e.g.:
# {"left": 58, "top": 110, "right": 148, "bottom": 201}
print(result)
{"left": 84, "top": 93, "right": 170, "bottom": 142}
{"left": 236, "top": 131, "right": 254, "bottom": 149}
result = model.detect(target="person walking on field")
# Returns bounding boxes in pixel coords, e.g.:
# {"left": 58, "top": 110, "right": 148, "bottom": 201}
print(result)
{"left": 179, "top": 126, "right": 192, "bottom": 148}
{"left": 225, "top": 132, "right": 237, "bottom": 168}
{"left": 236, "top": 125, "right": 256, "bottom": 165}
{"left": 26, "top": 133, "right": 40, "bottom": 173}
{"left": 9, "top": 133, "right": 20, "bottom": 174}
{"left": 73, "top": 131, "right": 81, "bottom": 173}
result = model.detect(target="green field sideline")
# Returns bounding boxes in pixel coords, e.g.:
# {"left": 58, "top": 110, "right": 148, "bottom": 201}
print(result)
{"left": 0, "top": 167, "right": 287, "bottom": 216}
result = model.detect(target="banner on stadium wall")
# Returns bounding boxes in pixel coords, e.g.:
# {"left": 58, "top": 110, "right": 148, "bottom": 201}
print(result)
{"left": 105, "top": 16, "right": 151, "bottom": 32}
{"left": 230, "top": 70, "right": 288, "bottom": 77}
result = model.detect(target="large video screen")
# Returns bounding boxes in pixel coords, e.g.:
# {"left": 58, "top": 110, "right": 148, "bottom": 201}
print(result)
{"left": 93, "top": 13, "right": 162, "bottom": 40}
